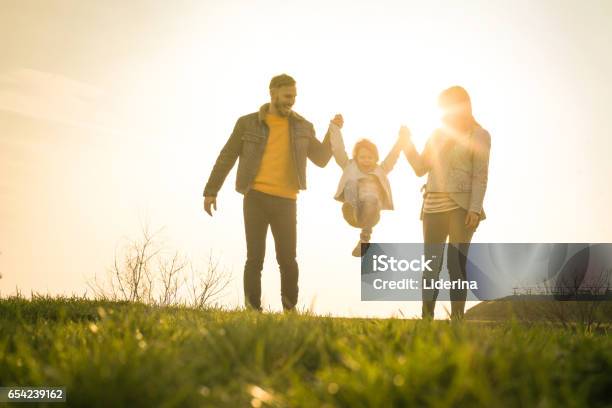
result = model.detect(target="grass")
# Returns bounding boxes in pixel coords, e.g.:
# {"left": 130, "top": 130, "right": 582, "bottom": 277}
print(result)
{"left": 0, "top": 296, "right": 611, "bottom": 407}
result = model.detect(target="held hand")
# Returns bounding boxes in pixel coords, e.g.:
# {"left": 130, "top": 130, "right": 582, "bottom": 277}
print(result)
{"left": 331, "top": 114, "right": 344, "bottom": 129}
{"left": 204, "top": 196, "right": 217, "bottom": 216}
{"left": 465, "top": 211, "right": 480, "bottom": 230}
{"left": 398, "top": 125, "right": 412, "bottom": 147}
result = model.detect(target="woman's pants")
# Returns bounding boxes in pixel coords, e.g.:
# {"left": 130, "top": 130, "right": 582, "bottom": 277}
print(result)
{"left": 422, "top": 208, "right": 475, "bottom": 319}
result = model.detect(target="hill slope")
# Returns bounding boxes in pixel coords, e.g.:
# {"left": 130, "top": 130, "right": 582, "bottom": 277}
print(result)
{"left": 465, "top": 297, "right": 612, "bottom": 324}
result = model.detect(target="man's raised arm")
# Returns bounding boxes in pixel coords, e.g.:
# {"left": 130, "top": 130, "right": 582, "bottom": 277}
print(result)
{"left": 306, "top": 124, "right": 333, "bottom": 168}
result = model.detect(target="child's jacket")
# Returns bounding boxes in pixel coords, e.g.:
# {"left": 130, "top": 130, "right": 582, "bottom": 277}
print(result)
{"left": 328, "top": 123, "right": 400, "bottom": 210}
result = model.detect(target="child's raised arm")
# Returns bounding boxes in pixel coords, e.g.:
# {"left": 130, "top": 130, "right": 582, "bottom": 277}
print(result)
{"left": 328, "top": 115, "right": 349, "bottom": 169}
{"left": 380, "top": 128, "right": 406, "bottom": 174}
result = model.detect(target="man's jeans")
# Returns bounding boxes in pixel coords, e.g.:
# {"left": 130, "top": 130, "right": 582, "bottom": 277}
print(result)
{"left": 422, "top": 208, "right": 475, "bottom": 319}
{"left": 243, "top": 189, "right": 298, "bottom": 311}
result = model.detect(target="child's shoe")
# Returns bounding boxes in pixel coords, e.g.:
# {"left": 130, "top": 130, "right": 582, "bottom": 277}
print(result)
{"left": 352, "top": 240, "right": 367, "bottom": 257}
{"left": 352, "top": 231, "right": 371, "bottom": 257}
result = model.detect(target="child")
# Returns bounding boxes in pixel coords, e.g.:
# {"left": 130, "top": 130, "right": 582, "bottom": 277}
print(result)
{"left": 328, "top": 115, "right": 404, "bottom": 257}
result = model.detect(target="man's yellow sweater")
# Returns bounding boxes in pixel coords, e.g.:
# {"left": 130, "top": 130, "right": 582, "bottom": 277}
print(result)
{"left": 252, "top": 113, "right": 299, "bottom": 199}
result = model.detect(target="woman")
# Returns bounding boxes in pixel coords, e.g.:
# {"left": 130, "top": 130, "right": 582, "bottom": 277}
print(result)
{"left": 402, "top": 86, "right": 491, "bottom": 319}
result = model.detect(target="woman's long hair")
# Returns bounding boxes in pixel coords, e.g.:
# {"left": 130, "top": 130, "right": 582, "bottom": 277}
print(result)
{"left": 436, "top": 86, "right": 480, "bottom": 158}
{"left": 438, "top": 86, "right": 480, "bottom": 130}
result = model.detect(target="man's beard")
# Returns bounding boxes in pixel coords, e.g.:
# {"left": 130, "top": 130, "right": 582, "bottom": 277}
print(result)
{"left": 274, "top": 101, "right": 292, "bottom": 117}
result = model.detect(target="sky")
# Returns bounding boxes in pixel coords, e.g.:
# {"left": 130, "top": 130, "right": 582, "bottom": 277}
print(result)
{"left": 1, "top": 0, "right": 611, "bottom": 318}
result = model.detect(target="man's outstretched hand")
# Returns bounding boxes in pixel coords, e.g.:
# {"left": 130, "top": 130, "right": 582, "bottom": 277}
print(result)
{"left": 204, "top": 196, "right": 217, "bottom": 216}
{"left": 331, "top": 114, "right": 344, "bottom": 129}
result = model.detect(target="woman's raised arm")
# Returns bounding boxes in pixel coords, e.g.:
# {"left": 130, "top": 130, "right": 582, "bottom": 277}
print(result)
{"left": 401, "top": 126, "right": 431, "bottom": 177}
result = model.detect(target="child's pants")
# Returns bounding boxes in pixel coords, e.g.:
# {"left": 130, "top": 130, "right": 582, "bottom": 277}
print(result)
{"left": 341, "top": 180, "right": 381, "bottom": 236}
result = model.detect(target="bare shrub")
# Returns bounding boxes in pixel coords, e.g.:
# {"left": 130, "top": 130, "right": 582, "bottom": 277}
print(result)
{"left": 88, "top": 224, "right": 231, "bottom": 308}
{"left": 186, "top": 251, "right": 231, "bottom": 308}
{"left": 530, "top": 268, "right": 612, "bottom": 331}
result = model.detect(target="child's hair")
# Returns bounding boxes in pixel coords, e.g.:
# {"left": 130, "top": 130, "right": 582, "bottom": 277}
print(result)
{"left": 352, "top": 139, "right": 379, "bottom": 162}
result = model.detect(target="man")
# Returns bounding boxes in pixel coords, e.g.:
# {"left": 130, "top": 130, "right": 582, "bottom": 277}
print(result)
{"left": 203, "top": 74, "right": 334, "bottom": 311}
